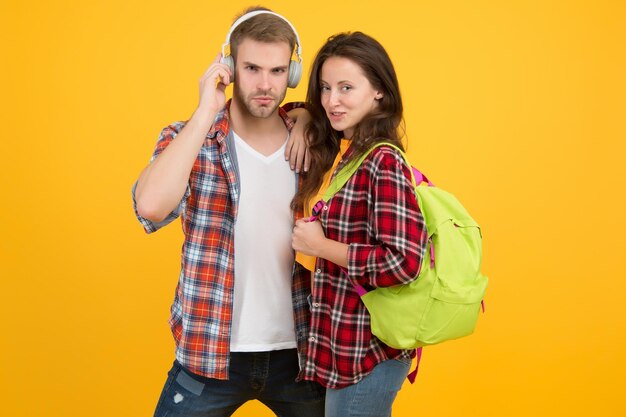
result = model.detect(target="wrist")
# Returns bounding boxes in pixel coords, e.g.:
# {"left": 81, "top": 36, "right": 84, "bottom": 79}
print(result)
{"left": 190, "top": 105, "right": 217, "bottom": 129}
{"left": 314, "top": 237, "right": 329, "bottom": 258}
{"left": 286, "top": 108, "right": 305, "bottom": 122}
{"left": 317, "top": 238, "right": 349, "bottom": 268}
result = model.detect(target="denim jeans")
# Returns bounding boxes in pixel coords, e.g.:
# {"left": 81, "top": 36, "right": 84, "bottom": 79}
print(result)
{"left": 153, "top": 349, "right": 325, "bottom": 417}
{"left": 324, "top": 358, "right": 411, "bottom": 417}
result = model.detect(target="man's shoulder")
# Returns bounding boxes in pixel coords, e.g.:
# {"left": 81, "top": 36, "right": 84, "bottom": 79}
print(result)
{"left": 157, "top": 109, "right": 229, "bottom": 145}
{"left": 158, "top": 120, "right": 188, "bottom": 138}
{"left": 278, "top": 101, "right": 306, "bottom": 129}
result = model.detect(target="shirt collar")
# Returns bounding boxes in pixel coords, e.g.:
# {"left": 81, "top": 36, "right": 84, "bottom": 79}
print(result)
{"left": 207, "top": 99, "right": 295, "bottom": 143}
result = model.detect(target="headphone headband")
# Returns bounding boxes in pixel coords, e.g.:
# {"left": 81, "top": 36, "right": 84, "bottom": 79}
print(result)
{"left": 221, "top": 10, "right": 302, "bottom": 62}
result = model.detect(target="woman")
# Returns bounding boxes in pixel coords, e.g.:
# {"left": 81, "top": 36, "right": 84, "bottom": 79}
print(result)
{"left": 291, "top": 32, "right": 428, "bottom": 417}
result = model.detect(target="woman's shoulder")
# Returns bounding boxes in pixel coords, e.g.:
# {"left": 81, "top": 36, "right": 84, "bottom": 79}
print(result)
{"left": 362, "top": 142, "right": 407, "bottom": 171}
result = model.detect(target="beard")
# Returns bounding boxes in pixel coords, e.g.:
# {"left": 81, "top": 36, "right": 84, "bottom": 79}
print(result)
{"left": 233, "top": 82, "right": 286, "bottom": 119}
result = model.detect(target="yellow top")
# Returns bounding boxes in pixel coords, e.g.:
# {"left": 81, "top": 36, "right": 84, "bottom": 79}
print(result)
{"left": 296, "top": 139, "right": 352, "bottom": 271}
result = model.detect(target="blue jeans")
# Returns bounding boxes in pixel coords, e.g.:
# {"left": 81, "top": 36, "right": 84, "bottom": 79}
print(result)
{"left": 153, "top": 349, "right": 325, "bottom": 417}
{"left": 325, "top": 358, "right": 411, "bottom": 417}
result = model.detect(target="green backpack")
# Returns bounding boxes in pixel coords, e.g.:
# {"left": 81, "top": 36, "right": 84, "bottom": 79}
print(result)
{"left": 320, "top": 143, "right": 488, "bottom": 369}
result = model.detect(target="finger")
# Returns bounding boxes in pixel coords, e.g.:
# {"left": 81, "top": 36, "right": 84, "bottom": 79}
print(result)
{"left": 203, "top": 60, "right": 219, "bottom": 78}
{"left": 202, "top": 59, "right": 231, "bottom": 81}
{"left": 294, "top": 142, "right": 306, "bottom": 173}
{"left": 218, "top": 70, "right": 231, "bottom": 86}
{"left": 202, "top": 66, "right": 231, "bottom": 87}
{"left": 296, "top": 218, "right": 310, "bottom": 227}
{"left": 218, "top": 65, "right": 232, "bottom": 86}
{"left": 304, "top": 148, "right": 311, "bottom": 172}
{"left": 289, "top": 139, "right": 301, "bottom": 171}
{"left": 284, "top": 134, "right": 295, "bottom": 161}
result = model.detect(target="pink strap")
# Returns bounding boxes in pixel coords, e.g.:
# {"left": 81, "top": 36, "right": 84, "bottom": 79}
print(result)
{"left": 354, "top": 284, "right": 367, "bottom": 297}
{"left": 340, "top": 267, "right": 368, "bottom": 296}
{"left": 412, "top": 167, "right": 434, "bottom": 186}
{"left": 429, "top": 241, "right": 435, "bottom": 268}
{"left": 307, "top": 200, "right": 326, "bottom": 222}
{"left": 407, "top": 347, "right": 423, "bottom": 383}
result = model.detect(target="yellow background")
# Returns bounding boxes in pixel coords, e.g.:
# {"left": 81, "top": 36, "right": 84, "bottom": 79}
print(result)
{"left": 1, "top": 0, "right": 625, "bottom": 416}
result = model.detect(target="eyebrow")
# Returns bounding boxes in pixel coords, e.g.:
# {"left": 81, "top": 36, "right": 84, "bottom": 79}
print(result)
{"left": 241, "top": 61, "right": 289, "bottom": 71}
{"left": 320, "top": 79, "right": 352, "bottom": 84}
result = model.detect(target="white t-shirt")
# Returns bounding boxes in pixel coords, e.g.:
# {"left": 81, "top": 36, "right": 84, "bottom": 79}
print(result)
{"left": 230, "top": 131, "right": 297, "bottom": 351}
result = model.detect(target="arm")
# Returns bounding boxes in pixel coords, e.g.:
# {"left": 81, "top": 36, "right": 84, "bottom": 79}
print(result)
{"left": 134, "top": 55, "right": 231, "bottom": 222}
{"left": 285, "top": 107, "right": 311, "bottom": 173}
{"left": 346, "top": 150, "right": 427, "bottom": 288}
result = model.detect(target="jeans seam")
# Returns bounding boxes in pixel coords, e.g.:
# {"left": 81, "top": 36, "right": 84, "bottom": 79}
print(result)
{"left": 154, "top": 362, "right": 182, "bottom": 416}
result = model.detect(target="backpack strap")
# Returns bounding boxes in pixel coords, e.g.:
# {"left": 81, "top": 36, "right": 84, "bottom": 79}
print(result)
{"left": 407, "top": 347, "right": 423, "bottom": 384}
{"left": 322, "top": 143, "right": 382, "bottom": 202}
{"left": 322, "top": 142, "right": 423, "bottom": 202}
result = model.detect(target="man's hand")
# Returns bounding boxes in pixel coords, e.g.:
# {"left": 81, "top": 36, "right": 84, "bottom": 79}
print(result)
{"left": 285, "top": 108, "right": 312, "bottom": 173}
{"left": 197, "top": 54, "right": 232, "bottom": 119}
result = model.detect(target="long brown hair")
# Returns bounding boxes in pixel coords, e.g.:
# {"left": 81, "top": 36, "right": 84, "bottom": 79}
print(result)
{"left": 292, "top": 32, "right": 406, "bottom": 212}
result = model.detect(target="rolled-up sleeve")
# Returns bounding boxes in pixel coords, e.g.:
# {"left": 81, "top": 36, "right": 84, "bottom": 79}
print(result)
{"left": 131, "top": 122, "right": 191, "bottom": 234}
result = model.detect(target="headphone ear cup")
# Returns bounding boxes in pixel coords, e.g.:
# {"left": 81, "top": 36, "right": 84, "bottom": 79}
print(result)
{"left": 221, "top": 55, "right": 235, "bottom": 82}
{"left": 288, "top": 60, "right": 302, "bottom": 88}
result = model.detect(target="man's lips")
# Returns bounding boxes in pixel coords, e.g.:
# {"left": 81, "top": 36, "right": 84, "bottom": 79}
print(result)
{"left": 253, "top": 96, "right": 275, "bottom": 105}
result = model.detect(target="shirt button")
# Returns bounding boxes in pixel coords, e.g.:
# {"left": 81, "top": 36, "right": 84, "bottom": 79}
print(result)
{"left": 309, "top": 336, "right": 316, "bottom": 342}
{"left": 323, "top": 205, "right": 328, "bottom": 211}
{"left": 316, "top": 269, "right": 321, "bottom": 274}
{"left": 313, "top": 302, "right": 320, "bottom": 308}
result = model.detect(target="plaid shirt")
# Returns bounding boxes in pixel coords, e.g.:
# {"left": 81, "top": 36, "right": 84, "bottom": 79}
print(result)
{"left": 133, "top": 100, "right": 312, "bottom": 380}
{"left": 302, "top": 145, "right": 427, "bottom": 389}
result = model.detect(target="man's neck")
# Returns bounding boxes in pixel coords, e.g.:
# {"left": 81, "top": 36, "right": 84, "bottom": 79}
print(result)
{"left": 229, "top": 98, "right": 288, "bottom": 156}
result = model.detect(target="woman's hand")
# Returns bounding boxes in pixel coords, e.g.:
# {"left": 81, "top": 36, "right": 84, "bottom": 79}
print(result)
{"left": 292, "top": 218, "right": 326, "bottom": 256}
{"left": 292, "top": 218, "right": 349, "bottom": 268}
{"left": 285, "top": 108, "right": 312, "bottom": 173}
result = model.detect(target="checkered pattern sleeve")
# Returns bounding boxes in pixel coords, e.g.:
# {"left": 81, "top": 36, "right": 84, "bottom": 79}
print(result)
{"left": 132, "top": 122, "right": 191, "bottom": 234}
{"left": 346, "top": 147, "right": 427, "bottom": 289}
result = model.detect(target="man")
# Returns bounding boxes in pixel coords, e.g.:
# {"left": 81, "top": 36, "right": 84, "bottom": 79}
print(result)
{"left": 132, "top": 7, "right": 323, "bottom": 417}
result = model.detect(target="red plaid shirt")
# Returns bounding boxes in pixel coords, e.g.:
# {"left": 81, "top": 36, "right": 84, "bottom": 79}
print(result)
{"left": 133, "top": 100, "right": 312, "bottom": 380}
{"left": 302, "top": 144, "right": 427, "bottom": 389}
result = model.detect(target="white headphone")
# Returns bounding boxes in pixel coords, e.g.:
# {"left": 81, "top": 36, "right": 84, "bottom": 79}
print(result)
{"left": 220, "top": 10, "right": 303, "bottom": 88}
